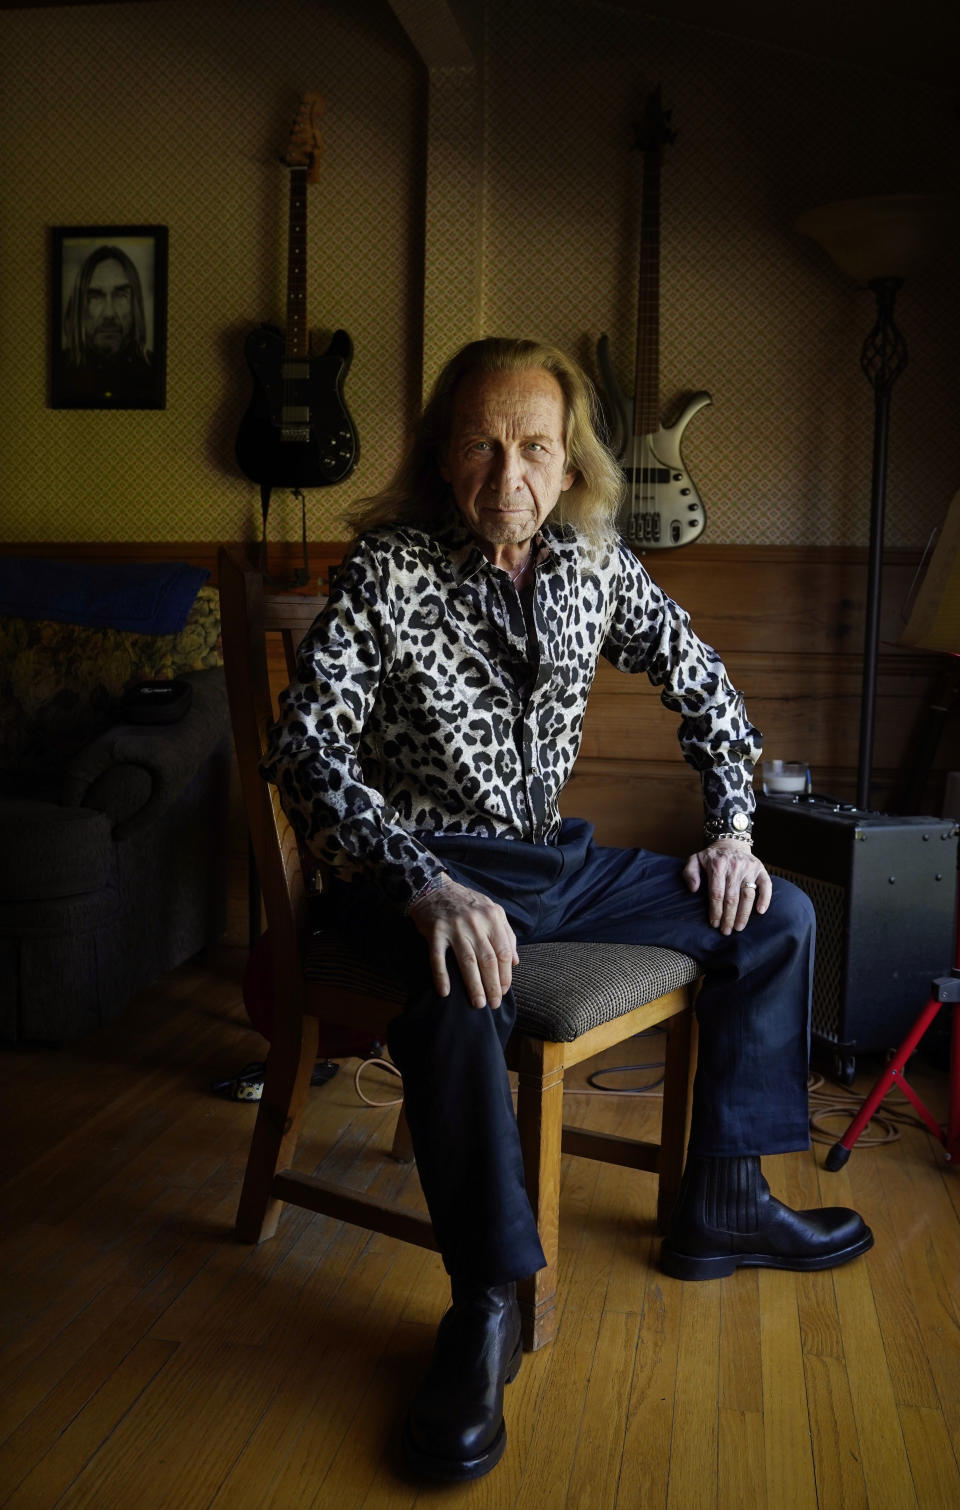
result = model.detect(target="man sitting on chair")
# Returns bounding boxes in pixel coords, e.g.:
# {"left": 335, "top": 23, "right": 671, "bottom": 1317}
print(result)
{"left": 261, "top": 336, "right": 873, "bottom": 1483}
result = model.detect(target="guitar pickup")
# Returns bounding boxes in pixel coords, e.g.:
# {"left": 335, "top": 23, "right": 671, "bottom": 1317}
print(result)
{"left": 281, "top": 407, "right": 311, "bottom": 424}
{"left": 281, "top": 362, "right": 311, "bottom": 382}
{"left": 624, "top": 466, "right": 671, "bottom": 484}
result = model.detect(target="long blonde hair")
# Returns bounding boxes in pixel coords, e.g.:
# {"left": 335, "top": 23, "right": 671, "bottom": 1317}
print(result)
{"left": 346, "top": 337, "right": 624, "bottom": 548}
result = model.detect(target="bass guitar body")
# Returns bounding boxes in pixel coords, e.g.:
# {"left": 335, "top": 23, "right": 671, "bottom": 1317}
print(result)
{"left": 597, "top": 335, "right": 709, "bottom": 549}
{"left": 619, "top": 407, "right": 711, "bottom": 549}
{"left": 235, "top": 323, "right": 359, "bottom": 488}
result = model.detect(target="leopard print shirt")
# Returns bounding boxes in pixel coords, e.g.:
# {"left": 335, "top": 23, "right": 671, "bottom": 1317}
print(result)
{"left": 261, "top": 516, "right": 762, "bottom": 909}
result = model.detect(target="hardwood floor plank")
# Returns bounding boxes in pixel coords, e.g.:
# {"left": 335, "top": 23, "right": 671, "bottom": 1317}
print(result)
{"left": 717, "top": 1408, "right": 766, "bottom": 1510}
{"left": 796, "top": 1262, "right": 847, "bottom": 1364}
{"left": 840, "top": 1141, "right": 942, "bottom": 1410}
{"left": 758, "top": 1271, "right": 817, "bottom": 1510}
{"left": 868, "top": 1132, "right": 960, "bottom": 1449}
{"left": 1, "top": 1129, "right": 248, "bottom": 1367}
{"left": 565, "top": 1309, "right": 640, "bottom": 1510}
{"left": 0, "top": 1006, "right": 249, "bottom": 1226}
{"left": 143, "top": 1191, "right": 309, "bottom": 1347}
{"left": 204, "top": 1237, "right": 436, "bottom": 1510}
{"left": 0, "top": 1284, "right": 140, "bottom": 1471}
{"left": 575, "top": 1076, "right": 661, "bottom": 1320}
{"left": 55, "top": 1338, "right": 289, "bottom": 1510}
{"left": 510, "top": 1158, "right": 615, "bottom": 1510}
{"left": 802, "top": 1352, "right": 869, "bottom": 1510}
{"left": 0, "top": 1147, "right": 230, "bottom": 1385}
{"left": 718, "top": 1269, "right": 762, "bottom": 1415}
{"left": 830, "top": 1234, "right": 919, "bottom": 1508}
{"left": 616, "top": 1276, "right": 681, "bottom": 1510}
{"left": 666, "top": 1276, "right": 720, "bottom": 1510}
{"left": 0, "top": 1169, "right": 244, "bottom": 1464}
{"left": 898, "top": 1403, "right": 960, "bottom": 1510}
{"left": 2, "top": 1338, "right": 177, "bottom": 1510}
{"left": 326, "top": 1316, "right": 432, "bottom": 1510}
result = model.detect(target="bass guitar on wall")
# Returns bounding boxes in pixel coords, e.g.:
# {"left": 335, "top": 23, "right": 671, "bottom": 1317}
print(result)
{"left": 236, "top": 93, "right": 359, "bottom": 578}
{"left": 597, "top": 87, "right": 710, "bottom": 551}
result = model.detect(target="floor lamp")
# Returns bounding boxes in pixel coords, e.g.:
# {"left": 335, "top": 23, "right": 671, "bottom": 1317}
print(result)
{"left": 796, "top": 194, "right": 955, "bottom": 809}
{"left": 797, "top": 199, "right": 960, "bottom": 1166}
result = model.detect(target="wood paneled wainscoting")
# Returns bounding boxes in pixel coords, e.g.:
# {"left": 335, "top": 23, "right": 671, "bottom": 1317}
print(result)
{"left": 7, "top": 540, "right": 954, "bottom": 858}
{"left": 564, "top": 543, "right": 955, "bottom": 855}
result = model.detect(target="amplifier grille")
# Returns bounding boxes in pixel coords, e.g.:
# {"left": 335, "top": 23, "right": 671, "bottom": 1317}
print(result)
{"left": 769, "top": 868, "right": 846, "bottom": 1045}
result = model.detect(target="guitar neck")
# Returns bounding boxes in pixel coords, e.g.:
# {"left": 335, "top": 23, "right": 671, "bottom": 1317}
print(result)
{"left": 286, "top": 166, "right": 309, "bottom": 358}
{"left": 633, "top": 150, "right": 661, "bottom": 439}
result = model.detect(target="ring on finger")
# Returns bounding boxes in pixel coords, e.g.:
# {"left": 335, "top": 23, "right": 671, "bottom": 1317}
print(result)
{"left": 742, "top": 883, "right": 757, "bottom": 892}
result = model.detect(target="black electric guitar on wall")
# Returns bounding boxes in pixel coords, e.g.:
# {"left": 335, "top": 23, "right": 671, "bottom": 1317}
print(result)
{"left": 236, "top": 93, "right": 359, "bottom": 506}
{"left": 597, "top": 88, "right": 710, "bottom": 550}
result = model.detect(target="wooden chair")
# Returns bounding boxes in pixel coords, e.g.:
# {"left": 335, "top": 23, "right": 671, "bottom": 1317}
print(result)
{"left": 218, "top": 545, "right": 699, "bottom": 1351}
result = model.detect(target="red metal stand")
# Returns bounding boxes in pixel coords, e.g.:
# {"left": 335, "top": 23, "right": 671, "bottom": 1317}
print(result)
{"left": 825, "top": 968, "right": 960, "bottom": 1170}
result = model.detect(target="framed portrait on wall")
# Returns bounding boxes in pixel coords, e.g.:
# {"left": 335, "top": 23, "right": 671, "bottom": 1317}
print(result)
{"left": 50, "top": 225, "right": 168, "bottom": 410}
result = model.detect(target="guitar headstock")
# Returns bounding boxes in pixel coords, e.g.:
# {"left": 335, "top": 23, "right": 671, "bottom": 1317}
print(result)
{"left": 632, "top": 86, "right": 677, "bottom": 157}
{"left": 282, "top": 92, "right": 325, "bottom": 183}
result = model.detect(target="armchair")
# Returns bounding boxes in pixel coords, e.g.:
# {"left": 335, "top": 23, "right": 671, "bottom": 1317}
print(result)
{"left": 0, "top": 560, "right": 231, "bottom": 1043}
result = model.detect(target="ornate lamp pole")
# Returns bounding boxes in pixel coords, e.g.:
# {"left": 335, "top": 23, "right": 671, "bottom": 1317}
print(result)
{"left": 796, "top": 194, "right": 954, "bottom": 809}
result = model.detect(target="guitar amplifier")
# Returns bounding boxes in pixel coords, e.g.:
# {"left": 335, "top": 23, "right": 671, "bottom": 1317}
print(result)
{"left": 753, "top": 795, "right": 958, "bottom": 1081}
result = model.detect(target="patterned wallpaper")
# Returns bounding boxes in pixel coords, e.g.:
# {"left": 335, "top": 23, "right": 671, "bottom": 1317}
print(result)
{"left": 1, "top": 0, "right": 957, "bottom": 548}
{"left": 0, "top": 0, "right": 423, "bottom": 545}
{"left": 479, "top": 0, "right": 960, "bottom": 548}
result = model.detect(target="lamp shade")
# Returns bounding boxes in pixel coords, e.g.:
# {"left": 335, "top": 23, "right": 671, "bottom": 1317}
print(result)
{"left": 796, "top": 193, "right": 958, "bottom": 283}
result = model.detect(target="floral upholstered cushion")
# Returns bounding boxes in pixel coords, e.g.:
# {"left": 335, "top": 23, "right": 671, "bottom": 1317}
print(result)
{"left": 0, "top": 585, "right": 222, "bottom": 778}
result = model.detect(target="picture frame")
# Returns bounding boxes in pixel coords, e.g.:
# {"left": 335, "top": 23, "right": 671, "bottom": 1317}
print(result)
{"left": 50, "top": 224, "right": 168, "bottom": 410}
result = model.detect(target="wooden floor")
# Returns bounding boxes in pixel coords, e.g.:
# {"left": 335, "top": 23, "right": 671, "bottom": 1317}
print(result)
{"left": 1, "top": 947, "right": 959, "bottom": 1510}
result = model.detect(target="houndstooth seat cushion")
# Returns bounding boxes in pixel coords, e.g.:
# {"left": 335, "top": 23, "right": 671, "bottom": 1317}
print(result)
{"left": 512, "top": 942, "right": 698, "bottom": 1040}
{"left": 305, "top": 930, "right": 698, "bottom": 1043}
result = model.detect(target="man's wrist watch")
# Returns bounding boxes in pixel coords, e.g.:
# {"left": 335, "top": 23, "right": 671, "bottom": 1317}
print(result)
{"left": 704, "top": 811, "right": 754, "bottom": 846}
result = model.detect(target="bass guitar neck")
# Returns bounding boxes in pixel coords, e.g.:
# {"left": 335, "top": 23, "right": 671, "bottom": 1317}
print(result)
{"left": 596, "top": 88, "right": 709, "bottom": 551}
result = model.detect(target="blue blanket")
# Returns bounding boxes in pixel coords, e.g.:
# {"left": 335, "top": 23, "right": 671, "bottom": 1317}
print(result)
{"left": 0, "top": 556, "right": 209, "bottom": 635}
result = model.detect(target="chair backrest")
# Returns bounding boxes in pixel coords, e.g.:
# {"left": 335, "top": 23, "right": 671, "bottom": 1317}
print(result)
{"left": 218, "top": 547, "right": 326, "bottom": 1015}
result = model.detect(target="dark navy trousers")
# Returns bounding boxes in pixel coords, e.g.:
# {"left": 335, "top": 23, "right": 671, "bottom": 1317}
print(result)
{"left": 332, "top": 818, "right": 815, "bottom": 1285}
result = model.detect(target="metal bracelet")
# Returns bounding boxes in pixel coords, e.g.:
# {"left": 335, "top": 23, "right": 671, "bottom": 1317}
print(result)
{"left": 407, "top": 873, "right": 445, "bottom": 911}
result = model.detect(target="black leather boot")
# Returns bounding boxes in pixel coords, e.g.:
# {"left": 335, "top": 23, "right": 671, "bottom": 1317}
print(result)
{"left": 402, "top": 1279, "right": 523, "bottom": 1481}
{"left": 660, "top": 1155, "right": 874, "bottom": 1280}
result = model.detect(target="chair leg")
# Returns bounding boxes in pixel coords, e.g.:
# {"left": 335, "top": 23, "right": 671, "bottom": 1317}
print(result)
{"left": 236, "top": 1014, "right": 320, "bottom": 1243}
{"left": 514, "top": 1035, "right": 565, "bottom": 1352}
{"left": 390, "top": 1101, "right": 415, "bottom": 1163}
{"left": 656, "top": 1003, "right": 696, "bottom": 1234}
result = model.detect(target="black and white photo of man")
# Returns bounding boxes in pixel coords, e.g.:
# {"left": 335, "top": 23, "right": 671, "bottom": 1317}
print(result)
{"left": 52, "top": 230, "right": 166, "bottom": 409}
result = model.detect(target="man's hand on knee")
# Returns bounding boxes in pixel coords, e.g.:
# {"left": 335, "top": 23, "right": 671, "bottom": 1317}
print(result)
{"left": 682, "top": 839, "right": 772, "bottom": 935}
{"left": 408, "top": 877, "right": 519, "bottom": 1009}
